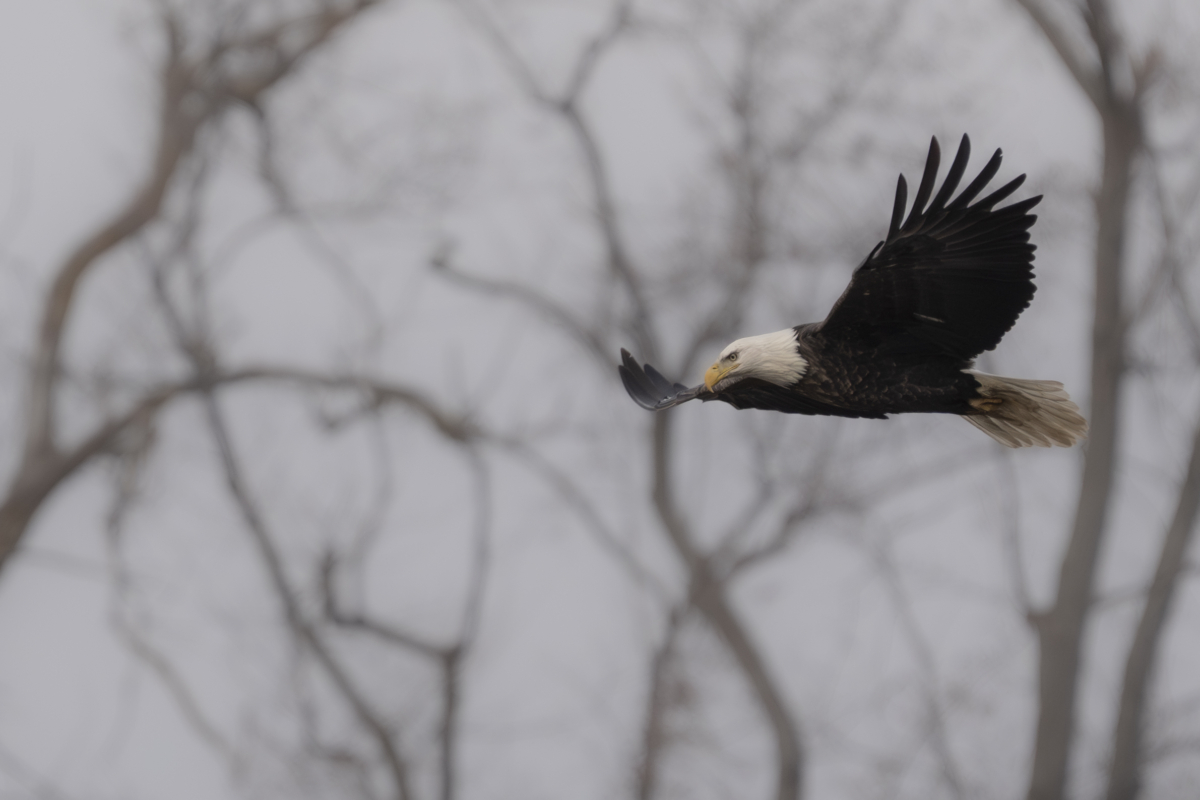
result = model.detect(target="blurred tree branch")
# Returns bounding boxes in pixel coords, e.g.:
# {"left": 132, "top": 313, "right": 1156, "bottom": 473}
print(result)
{"left": 201, "top": 383, "right": 416, "bottom": 800}
{"left": 0, "top": 0, "right": 385, "bottom": 576}
{"left": 1106, "top": 400, "right": 1200, "bottom": 800}
{"left": 860, "top": 531, "right": 967, "bottom": 800}
{"left": 1011, "top": 2, "right": 1144, "bottom": 798}
{"left": 320, "top": 446, "right": 492, "bottom": 800}
{"left": 442, "top": 3, "right": 922, "bottom": 797}
{"left": 635, "top": 603, "right": 688, "bottom": 800}
{"left": 143, "top": 109, "right": 490, "bottom": 795}
{"left": 1012, "top": 2, "right": 1200, "bottom": 799}
{"left": 493, "top": 437, "right": 674, "bottom": 600}
{"left": 0, "top": 738, "right": 77, "bottom": 800}
{"left": 652, "top": 412, "right": 805, "bottom": 800}
{"left": 104, "top": 439, "right": 243, "bottom": 773}
{"left": 451, "top": 0, "right": 657, "bottom": 361}
{"left": 1101, "top": 123, "right": 1200, "bottom": 800}
{"left": 1010, "top": 0, "right": 1106, "bottom": 107}
{"left": 992, "top": 448, "right": 1037, "bottom": 620}
{"left": 431, "top": 247, "right": 612, "bottom": 367}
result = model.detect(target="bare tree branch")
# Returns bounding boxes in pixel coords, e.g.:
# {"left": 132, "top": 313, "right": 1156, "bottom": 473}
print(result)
{"left": 98, "top": 408, "right": 233, "bottom": 768}
{"left": 862, "top": 534, "right": 967, "bottom": 800}
{"left": 440, "top": 449, "right": 491, "bottom": 800}
{"left": 0, "top": 738, "right": 76, "bottom": 800}
{"left": 562, "top": 0, "right": 633, "bottom": 106}
{"left": 688, "top": 559, "right": 803, "bottom": 800}
{"left": 321, "top": 553, "right": 446, "bottom": 659}
{"left": 201, "top": 385, "right": 414, "bottom": 800}
{"left": 1102, "top": 134, "right": 1200, "bottom": 800}
{"left": 23, "top": 12, "right": 197, "bottom": 465}
{"left": 431, "top": 247, "right": 611, "bottom": 366}
{"left": 721, "top": 428, "right": 841, "bottom": 577}
{"left": 452, "top": 0, "right": 658, "bottom": 361}
{"left": 495, "top": 437, "right": 673, "bottom": 602}
{"left": 1011, "top": 2, "right": 1144, "bottom": 797}
{"left": 1010, "top": 0, "right": 1105, "bottom": 109}
{"left": 652, "top": 414, "right": 804, "bottom": 800}
{"left": 678, "top": 9, "right": 776, "bottom": 372}
{"left": 1, "top": 358, "right": 476, "bottom": 578}
{"left": 1105, "top": 405, "right": 1200, "bottom": 800}
{"left": 1136, "top": 145, "right": 1200, "bottom": 358}
{"left": 320, "top": 443, "right": 492, "bottom": 800}
{"left": 1, "top": 0, "right": 387, "bottom": 575}
{"left": 635, "top": 604, "right": 688, "bottom": 800}
{"left": 992, "top": 448, "right": 1036, "bottom": 621}
{"left": 431, "top": 5, "right": 929, "bottom": 798}
{"left": 249, "top": 105, "right": 388, "bottom": 354}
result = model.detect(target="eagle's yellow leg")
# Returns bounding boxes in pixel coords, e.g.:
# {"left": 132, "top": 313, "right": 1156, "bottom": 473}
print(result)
{"left": 969, "top": 397, "right": 1004, "bottom": 413}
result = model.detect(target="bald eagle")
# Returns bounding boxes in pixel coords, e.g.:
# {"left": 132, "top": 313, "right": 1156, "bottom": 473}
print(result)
{"left": 619, "top": 135, "right": 1087, "bottom": 448}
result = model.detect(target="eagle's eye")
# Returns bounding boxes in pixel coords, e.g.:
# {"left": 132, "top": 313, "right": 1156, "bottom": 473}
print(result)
{"left": 725, "top": 351, "right": 738, "bottom": 362}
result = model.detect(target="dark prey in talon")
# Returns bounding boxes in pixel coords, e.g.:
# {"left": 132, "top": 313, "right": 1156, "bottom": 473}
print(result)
{"left": 618, "top": 135, "right": 1087, "bottom": 448}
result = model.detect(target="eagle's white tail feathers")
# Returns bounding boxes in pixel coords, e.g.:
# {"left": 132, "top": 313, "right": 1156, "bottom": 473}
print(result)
{"left": 961, "top": 371, "right": 1088, "bottom": 448}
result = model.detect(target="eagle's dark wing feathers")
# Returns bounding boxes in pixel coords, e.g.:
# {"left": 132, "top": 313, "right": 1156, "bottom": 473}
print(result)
{"left": 618, "top": 349, "right": 705, "bottom": 410}
{"left": 819, "top": 134, "right": 1040, "bottom": 361}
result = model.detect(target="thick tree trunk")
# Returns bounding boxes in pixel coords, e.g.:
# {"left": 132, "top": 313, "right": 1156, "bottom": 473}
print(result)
{"left": 1104, "top": 414, "right": 1200, "bottom": 800}
{"left": 1026, "top": 107, "right": 1140, "bottom": 800}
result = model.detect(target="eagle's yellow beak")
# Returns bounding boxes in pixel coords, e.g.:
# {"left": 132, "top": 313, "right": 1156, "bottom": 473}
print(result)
{"left": 705, "top": 361, "right": 737, "bottom": 391}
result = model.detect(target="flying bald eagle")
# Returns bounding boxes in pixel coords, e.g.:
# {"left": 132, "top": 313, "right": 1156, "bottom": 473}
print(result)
{"left": 619, "top": 135, "right": 1087, "bottom": 448}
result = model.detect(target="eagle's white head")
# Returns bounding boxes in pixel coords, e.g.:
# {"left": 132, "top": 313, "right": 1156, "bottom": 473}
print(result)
{"left": 704, "top": 328, "right": 808, "bottom": 392}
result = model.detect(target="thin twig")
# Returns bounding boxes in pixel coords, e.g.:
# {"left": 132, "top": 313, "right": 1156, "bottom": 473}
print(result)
{"left": 635, "top": 603, "right": 689, "bottom": 800}
{"left": 431, "top": 248, "right": 611, "bottom": 366}
{"left": 452, "top": 0, "right": 657, "bottom": 361}
{"left": 495, "top": 436, "right": 673, "bottom": 602}
{"left": 99, "top": 378, "right": 242, "bottom": 770}
{"left": 1, "top": 0, "right": 387, "bottom": 575}
{"left": 1010, "top": 0, "right": 1104, "bottom": 109}
{"left": 992, "top": 447, "right": 1036, "bottom": 621}
{"left": 862, "top": 534, "right": 967, "bottom": 800}
{"left": 201, "top": 386, "right": 414, "bottom": 800}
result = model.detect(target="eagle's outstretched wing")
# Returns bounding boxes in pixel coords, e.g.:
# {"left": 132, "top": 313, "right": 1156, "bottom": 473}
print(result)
{"left": 618, "top": 349, "right": 706, "bottom": 410}
{"left": 818, "top": 135, "right": 1040, "bottom": 361}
